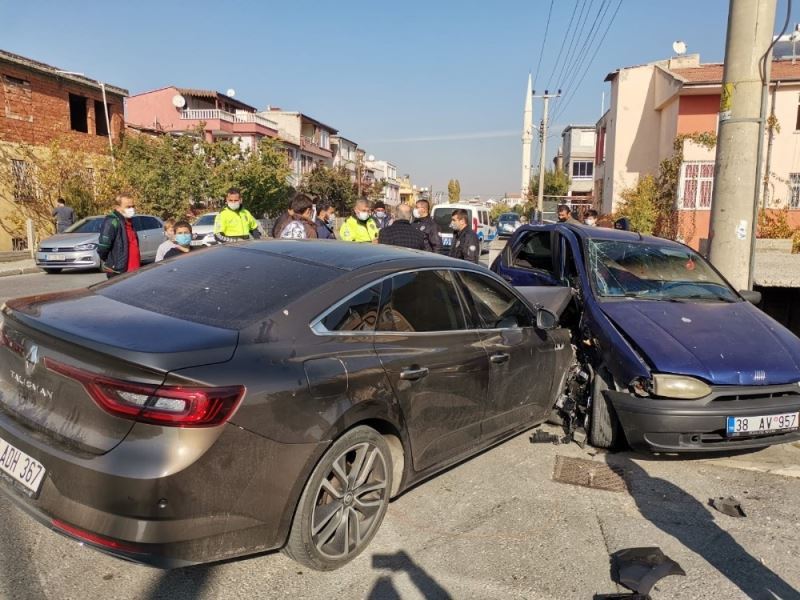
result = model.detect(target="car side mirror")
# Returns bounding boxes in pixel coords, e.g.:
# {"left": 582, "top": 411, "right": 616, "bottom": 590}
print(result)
{"left": 739, "top": 289, "right": 762, "bottom": 305}
{"left": 536, "top": 307, "right": 559, "bottom": 330}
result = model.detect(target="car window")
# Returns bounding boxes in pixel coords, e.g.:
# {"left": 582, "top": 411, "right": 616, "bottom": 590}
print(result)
{"left": 144, "top": 217, "right": 162, "bottom": 230}
{"left": 456, "top": 271, "right": 534, "bottom": 329}
{"left": 193, "top": 214, "right": 216, "bottom": 226}
{"left": 513, "top": 231, "right": 554, "bottom": 274}
{"left": 64, "top": 218, "right": 103, "bottom": 234}
{"left": 321, "top": 284, "right": 382, "bottom": 332}
{"left": 480, "top": 211, "right": 488, "bottom": 225}
{"left": 131, "top": 216, "right": 146, "bottom": 231}
{"left": 432, "top": 208, "right": 455, "bottom": 234}
{"left": 377, "top": 270, "right": 467, "bottom": 332}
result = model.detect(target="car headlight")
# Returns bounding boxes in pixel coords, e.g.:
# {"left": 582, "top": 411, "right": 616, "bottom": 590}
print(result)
{"left": 652, "top": 374, "right": 712, "bottom": 399}
{"left": 74, "top": 243, "right": 97, "bottom": 251}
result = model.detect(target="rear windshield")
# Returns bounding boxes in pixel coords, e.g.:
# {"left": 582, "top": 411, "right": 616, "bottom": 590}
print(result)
{"left": 498, "top": 214, "right": 519, "bottom": 223}
{"left": 93, "top": 246, "right": 339, "bottom": 329}
{"left": 65, "top": 218, "right": 103, "bottom": 234}
{"left": 433, "top": 208, "right": 468, "bottom": 235}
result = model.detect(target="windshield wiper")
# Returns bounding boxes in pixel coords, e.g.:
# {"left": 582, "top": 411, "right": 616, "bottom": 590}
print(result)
{"left": 669, "top": 294, "right": 737, "bottom": 303}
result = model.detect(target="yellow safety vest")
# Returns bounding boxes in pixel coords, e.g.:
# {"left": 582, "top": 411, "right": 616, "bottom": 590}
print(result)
{"left": 214, "top": 207, "right": 259, "bottom": 237}
{"left": 339, "top": 216, "right": 379, "bottom": 243}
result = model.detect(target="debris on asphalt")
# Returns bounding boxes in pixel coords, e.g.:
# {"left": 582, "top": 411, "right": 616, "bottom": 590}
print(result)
{"left": 530, "top": 430, "right": 560, "bottom": 444}
{"left": 572, "top": 428, "right": 588, "bottom": 448}
{"left": 709, "top": 496, "right": 746, "bottom": 518}
{"left": 611, "top": 547, "right": 686, "bottom": 595}
{"left": 594, "top": 594, "right": 651, "bottom": 599}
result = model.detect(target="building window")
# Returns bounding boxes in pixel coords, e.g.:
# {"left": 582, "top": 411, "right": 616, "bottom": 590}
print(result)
{"left": 3, "top": 74, "right": 33, "bottom": 122}
{"left": 94, "top": 100, "right": 109, "bottom": 136}
{"left": 796, "top": 95, "right": 800, "bottom": 131}
{"left": 11, "top": 159, "right": 35, "bottom": 202}
{"left": 790, "top": 173, "right": 800, "bottom": 209}
{"left": 572, "top": 161, "right": 593, "bottom": 179}
{"left": 320, "top": 130, "right": 330, "bottom": 150}
{"left": 12, "top": 237, "right": 28, "bottom": 252}
{"left": 678, "top": 161, "right": 715, "bottom": 209}
{"left": 69, "top": 93, "right": 88, "bottom": 133}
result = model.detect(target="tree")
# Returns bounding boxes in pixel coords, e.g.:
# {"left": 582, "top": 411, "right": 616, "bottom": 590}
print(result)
{"left": 616, "top": 175, "right": 659, "bottom": 234}
{"left": 490, "top": 203, "right": 518, "bottom": 220}
{"left": 447, "top": 179, "right": 461, "bottom": 203}
{"left": 527, "top": 169, "right": 571, "bottom": 201}
{"left": 299, "top": 165, "right": 358, "bottom": 214}
{"left": 365, "top": 178, "right": 387, "bottom": 203}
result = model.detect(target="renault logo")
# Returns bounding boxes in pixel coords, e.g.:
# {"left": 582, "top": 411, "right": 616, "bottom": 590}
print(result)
{"left": 24, "top": 345, "right": 39, "bottom": 377}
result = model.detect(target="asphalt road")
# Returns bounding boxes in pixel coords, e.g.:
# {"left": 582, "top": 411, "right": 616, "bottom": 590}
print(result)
{"left": 2, "top": 244, "right": 800, "bottom": 599}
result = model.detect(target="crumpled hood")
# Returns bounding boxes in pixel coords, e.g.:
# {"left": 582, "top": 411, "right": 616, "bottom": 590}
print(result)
{"left": 600, "top": 300, "right": 800, "bottom": 385}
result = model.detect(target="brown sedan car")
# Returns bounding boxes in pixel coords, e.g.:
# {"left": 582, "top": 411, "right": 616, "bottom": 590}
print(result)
{"left": 0, "top": 241, "right": 572, "bottom": 570}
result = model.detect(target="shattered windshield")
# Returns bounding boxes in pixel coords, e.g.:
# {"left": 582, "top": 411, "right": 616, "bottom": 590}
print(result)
{"left": 586, "top": 240, "right": 739, "bottom": 302}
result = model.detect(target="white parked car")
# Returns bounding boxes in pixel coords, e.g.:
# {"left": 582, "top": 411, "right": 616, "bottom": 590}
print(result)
{"left": 191, "top": 212, "right": 218, "bottom": 247}
{"left": 431, "top": 203, "right": 497, "bottom": 254}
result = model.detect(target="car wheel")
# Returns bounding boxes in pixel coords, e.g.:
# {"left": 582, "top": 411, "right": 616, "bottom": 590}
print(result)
{"left": 284, "top": 426, "right": 393, "bottom": 571}
{"left": 589, "top": 370, "right": 622, "bottom": 449}
{"left": 43, "top": 268, "right": 62, "bottom": 274}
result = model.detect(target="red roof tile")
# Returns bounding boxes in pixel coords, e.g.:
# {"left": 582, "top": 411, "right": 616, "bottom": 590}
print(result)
{"left": 671, "top": 61, "right": 800, "bottom": 84}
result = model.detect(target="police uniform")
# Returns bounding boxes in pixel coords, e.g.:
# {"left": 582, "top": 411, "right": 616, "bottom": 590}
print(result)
{"left": 214, "top": 206, "right": 261, "bottom": 242}
{"left": 450, "top": 226, "right": 481, "bottom": 263}
{"left": 339, "top": 216, "right": 379, "bottom": 242}
{"left": 413, "top": 216, "right": 441, "bottom": 253}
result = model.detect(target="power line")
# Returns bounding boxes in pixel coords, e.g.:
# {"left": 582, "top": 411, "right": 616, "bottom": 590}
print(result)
{"left": 552, "top": 0, "right": 596, "bottom": 95}
{"left": 553, "top": 0, "right": 623, "bottom": 123}
{"left": 545, "top": 0, "right": 580, "bottom": 91}
{"left": 534, "top": 0, "right": 555, "bottom": 82}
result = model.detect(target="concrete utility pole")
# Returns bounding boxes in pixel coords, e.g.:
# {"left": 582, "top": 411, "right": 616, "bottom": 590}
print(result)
{"left": 708, "top": 0, "right": 777, "bottom": 291}
{"left": 533, "top": 90, "right": 560, "bottom": 218}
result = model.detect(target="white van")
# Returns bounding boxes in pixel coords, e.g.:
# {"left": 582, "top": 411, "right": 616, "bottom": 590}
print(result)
{"left": 431, "top": 203, "right": 497, "bottom": 254}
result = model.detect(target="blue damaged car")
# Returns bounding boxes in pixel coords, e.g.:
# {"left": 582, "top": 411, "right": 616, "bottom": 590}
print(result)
{"left": 491, "top": 223, "right": 800, "bottom": 453}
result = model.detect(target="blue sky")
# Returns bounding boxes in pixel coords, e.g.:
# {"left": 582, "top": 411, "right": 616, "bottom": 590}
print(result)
{"left": 1, "top": 0, "right": 796, "bottom": 199}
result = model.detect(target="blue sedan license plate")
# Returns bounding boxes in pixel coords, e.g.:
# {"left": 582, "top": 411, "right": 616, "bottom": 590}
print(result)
{"left": 726, "top": 412, "right": 799, "bottom": 436}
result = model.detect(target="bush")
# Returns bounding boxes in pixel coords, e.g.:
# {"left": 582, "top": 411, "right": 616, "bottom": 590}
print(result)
{"left": 757, "top": 208, "right": 795, "bottom": 239}
{"left": 792, "top": 229, "right": 800, "bottom": 254}
{"left": 616, "top": 175, "right": 659, "bottom": 234}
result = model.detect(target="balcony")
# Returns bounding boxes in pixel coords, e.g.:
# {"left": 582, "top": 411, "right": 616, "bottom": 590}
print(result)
{"left": 180, "top": 109, "right": 279, "bottom": 136}
{"left": 300, "top": 135, "right": 333, "bottom": 159}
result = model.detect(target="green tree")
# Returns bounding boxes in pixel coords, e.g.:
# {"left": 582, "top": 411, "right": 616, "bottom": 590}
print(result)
{"left": 299, "top": 165, "right": 358, "bottom": 213}
{"left": 616, "top": 174, "right": 659, "bottom": 234}
{"left": 447, "top": 179, "right": 461, "bottom": 203}
{"left": 528, "top": 169, "right": 571, "bottom": 201}
{"left": 490, "top": 203, "right": 518, "bottom": 220}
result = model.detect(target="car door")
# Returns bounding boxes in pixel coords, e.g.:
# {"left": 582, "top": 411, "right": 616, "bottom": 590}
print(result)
{"left": 495, "top": 226, "right": 561, "bottom": 287}
{"left": 131, "top": 216, "right": 154, "bottom": 261}
{"left": 454, "top": 270, "right": 559, "bottom": 438}
{"left": 373, "top": 269, "right": 490, "bottom": 472}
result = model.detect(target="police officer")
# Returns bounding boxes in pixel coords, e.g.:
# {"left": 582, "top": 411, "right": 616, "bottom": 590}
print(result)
{"left": 412, "top": 199, "right": 441, "bottom": 253}
{"left": 214, "top": 188, "right": 262, "bottom": 243}
{"left": 449, "top": 208, "right": 480, "bottom": 264}
{"left": 339, "top": 199, "right": 379, "bottom": 243}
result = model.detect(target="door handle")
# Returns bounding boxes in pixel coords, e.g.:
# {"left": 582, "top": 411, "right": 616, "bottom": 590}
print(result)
{"left": 400, "top": 367, "right": 429, "bottom": 381}
{"left": 490, "top": 353, "right": 510, "bottom": 364}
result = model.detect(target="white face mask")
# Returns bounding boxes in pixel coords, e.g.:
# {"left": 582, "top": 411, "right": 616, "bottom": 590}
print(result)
{"left": 585, "top": 218, "right": 597, "bottom": 226}
{"left": 123, "top": 207, "right": 135, "bottom": 218}
{"left": 450, "top": 221, "right": 459, "bottom": 230}
{"left": 227, "top": 202, "right": 241, "bottom": 211}
{"left": 357, "top": 211, "right": 370, "bottom": 221}
{"left": 375, "top": 210, "right": 386, "bottom": 218}
{"left": 412, "top": 208, "right": 421, "bottom": 219}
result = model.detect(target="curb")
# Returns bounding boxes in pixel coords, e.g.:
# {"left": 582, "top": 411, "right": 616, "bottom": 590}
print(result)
{"left": 0, "top": 266, "right": 41, "bottom": 279}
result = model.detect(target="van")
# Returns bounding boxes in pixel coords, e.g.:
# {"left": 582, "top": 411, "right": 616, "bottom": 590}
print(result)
{"left": 431, "top": 204, "right": 497, "bottom": 254}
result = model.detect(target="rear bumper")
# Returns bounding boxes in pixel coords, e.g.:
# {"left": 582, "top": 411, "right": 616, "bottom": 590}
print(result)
{"left": 0, "top": 414, "right": 326, "bottom": 567}
{"left": 607, "top": 384, "right": 800, "bottom": 453}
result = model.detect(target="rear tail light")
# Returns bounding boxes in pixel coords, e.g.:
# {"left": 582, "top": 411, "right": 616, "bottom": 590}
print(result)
{"left": 44, "top": 358, "right": 245, "bottom": 427}
{"left": 52, "top": 518, "right": 144, "bottom": 554}
{"left": 472, "top": 217, "right": 479, "bottom": 232}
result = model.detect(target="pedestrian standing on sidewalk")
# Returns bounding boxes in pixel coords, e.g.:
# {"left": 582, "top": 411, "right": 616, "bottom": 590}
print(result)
{"left": 97, "top": 192, "right": 141, "bottom": 278}
{"left": 378, "top": 204, "right": 425, "bottom": 250}
{"left": 213, "top": 188, "right": 262, "bottom": 243}
{"left": 449, "top": 209, "right": 480, "bottom": 264}
{"left": 315, "top": 203, "right": 337, "bottom": 239}
{"left": 339, "top": 199, "right": 379, "bottom": 243}
{"left": 412, "top": 199, "right": 441, "bottom": 253}
{"left": 279, "top": 194, "right": 318, "bottom": 239}
{"left": 52, "top": 198, "right": 75, "bottom": 233}
{"left": 155, "top": 219, "right": 177, "bottom": 262}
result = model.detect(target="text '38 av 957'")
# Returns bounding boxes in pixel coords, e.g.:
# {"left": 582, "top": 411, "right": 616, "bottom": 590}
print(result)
{"left": 0, "top": 240, "right": 572, "bottom": 570}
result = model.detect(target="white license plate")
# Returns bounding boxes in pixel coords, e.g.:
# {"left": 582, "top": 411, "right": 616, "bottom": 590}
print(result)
{"left": 0, "top": 436, "right": 46, "bottom": 495}
{"left": 726, "top": 412, "right": 799, "bottom": 437}
{"left": 442, "top": 236, "right": 452, "bottom": 247}
{"left": 48, "top": 254, "right": 66, "bottom": 261}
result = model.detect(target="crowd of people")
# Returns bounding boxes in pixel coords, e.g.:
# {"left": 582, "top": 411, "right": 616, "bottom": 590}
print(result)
{"left": 95, "top": 189, "right": 609, "bottom": 278}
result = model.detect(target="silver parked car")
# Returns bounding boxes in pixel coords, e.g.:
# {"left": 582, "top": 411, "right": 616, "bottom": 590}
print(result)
{"left": 36, "top": 215, "right": 165, "bottom": 273}
{"left": 191, "top": 212, "right": 218, "bottom": 247}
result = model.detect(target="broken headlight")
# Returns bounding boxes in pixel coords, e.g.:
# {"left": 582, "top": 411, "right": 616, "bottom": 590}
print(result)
{"left": 651, "top": 374, "right": 712, "bottom": 399}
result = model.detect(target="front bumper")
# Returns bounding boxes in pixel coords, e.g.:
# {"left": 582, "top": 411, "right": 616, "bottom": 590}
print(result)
{"left": 607, "top": 383, "right": 800, "bottom": 453}
{"left": 0, "top": 413, "right": 325, "bottom": 567}
{"left": 35, "top": 250, "right": 100, "bottom": 270}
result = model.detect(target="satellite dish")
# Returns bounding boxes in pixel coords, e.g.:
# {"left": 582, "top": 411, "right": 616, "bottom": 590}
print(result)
{"left": 226, "top": 88, "right": 236, "bottom": 97}
{"left": 672, "top": 40, "right": 687, "bottom": 56}
{"left": 368, "top": 154, "right": 375, "bottom": 161}
{"left": 171, "top": 94, "right": 186, "bottom": 108}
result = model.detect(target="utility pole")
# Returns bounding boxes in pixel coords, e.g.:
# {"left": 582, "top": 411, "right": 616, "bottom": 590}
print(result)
{"left": 533, "top": 90, "right": 560, "bottom": 218}
{"left": 708, "top": 0, "right": 777, "bottom": 291}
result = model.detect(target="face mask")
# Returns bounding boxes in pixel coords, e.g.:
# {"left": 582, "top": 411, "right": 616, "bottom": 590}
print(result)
{"left": 175, "top": 233, "right": 192, "bottom": 246}
{"left": 585, "top": 218, "right": 596, "bottom": 226}
{"left": 123, "top": 207, "right": 135, "bottom": 218}
{"left": 450, "top": 221, "right": 459, "bottom": 230}
{"left": 412, "top": 208, "right": 421, "bottom": 219}
{"left": 357, "top": 211, "right": 370, "bottom": 221}
{"left": 375, "top": 210, "right": 386, "bottom": 218}
{"left": 227, "top": 202, "right": 241, "bottom": 211}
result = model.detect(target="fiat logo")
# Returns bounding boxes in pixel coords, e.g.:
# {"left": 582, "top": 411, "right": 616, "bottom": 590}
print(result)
{"left": 753, "top": 370, "right": 766, "bottom": 382}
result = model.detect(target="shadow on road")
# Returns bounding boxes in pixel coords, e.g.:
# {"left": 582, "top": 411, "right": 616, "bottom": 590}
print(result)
{"left": 609, "top": 453, "right": 800, "bottom": 600}
{"left": 0, "top": 498, "right": 47, "bottom": 600}
{"left": 368, "top": 550, "right": 452, "bottom": 600}
{"left": 144, "top": 565, "right": 215, "bottom": 600}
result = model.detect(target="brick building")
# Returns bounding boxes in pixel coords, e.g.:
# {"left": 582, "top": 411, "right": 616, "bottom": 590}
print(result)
{"left": 0, "top": 49, "right": 127, "bottom": 251}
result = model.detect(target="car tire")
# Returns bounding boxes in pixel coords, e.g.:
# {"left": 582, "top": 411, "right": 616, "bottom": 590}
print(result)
{"left": 284, "top": 426, "right": 393, "bottom": 571}
{"left": 43, "top": 268, "right": 62, "bottom": 274}
{"left": 589, "top": 370, "right": 622, "bottom": 449}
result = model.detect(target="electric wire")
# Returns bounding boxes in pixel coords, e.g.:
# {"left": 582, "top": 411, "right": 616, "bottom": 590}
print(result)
{"left": 545, "top": 0, "right": 581, "bottom": 91}
{"left": 552, "top": 0, "right": 598, "bottom": 97}
{"left": 534, "top": 0, "right": 555, "bottom": 83}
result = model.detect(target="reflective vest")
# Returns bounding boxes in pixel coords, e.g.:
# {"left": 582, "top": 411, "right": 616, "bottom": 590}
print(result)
{"left": 339, "top": 216, "right": 379, "bottom": 243}
{"left": 214, "top": 207, "right": 258, "bottom": 238}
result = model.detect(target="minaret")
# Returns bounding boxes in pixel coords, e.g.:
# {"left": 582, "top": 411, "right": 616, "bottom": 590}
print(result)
{"left": 521, "top": 73, "right": 533, "bottom": 201}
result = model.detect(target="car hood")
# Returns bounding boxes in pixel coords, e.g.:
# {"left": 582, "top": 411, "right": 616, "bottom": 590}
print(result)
{"left": 600, "top": 300, "right": 800, "bottom": 385}
{"left": 39, "top": 232, "right": 99, "bottom": 247}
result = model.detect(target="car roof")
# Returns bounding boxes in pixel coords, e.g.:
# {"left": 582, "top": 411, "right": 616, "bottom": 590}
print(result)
{"left": 518, "top": 223, "right": 685, "bottom": 248}
{"left": 238, "top": 239, "right": 477, "bottom": 272}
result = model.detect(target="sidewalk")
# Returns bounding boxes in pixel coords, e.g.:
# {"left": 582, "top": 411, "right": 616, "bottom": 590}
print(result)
{"left": 0, "top": 258, "right": 41, "bottom": 278}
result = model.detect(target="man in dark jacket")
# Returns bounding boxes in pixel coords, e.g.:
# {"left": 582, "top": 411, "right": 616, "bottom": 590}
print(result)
{"left": 412, "top": 199, "right": 441, "bottom": 253}
{"left": 372, "top": 201, "right": 390, "bottom": 229}
{"left": 449, "top": 208, "right": 480, "bottom": 264}
{"left": 271, "top": 208, "right": 294, "bottom": 238}
{"left": 97, "top": 192, "right": 141, "bottom": 278}
{"left": 277, "top": 194, "right": 318, "bottom": 239}
{"left": 52, "top": 198, "right": 75, "bottom": 233}
{"left": 378, "top": 204, "right": 425, "bottom": 250}
{"left": 315, "top": 203, "right": 336, "bottom": 239}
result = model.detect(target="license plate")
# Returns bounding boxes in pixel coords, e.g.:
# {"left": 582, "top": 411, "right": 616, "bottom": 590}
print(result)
{"left": 48, "top": 254, "right": 66, "bottom": 261}
{"left": 0, "top": 436, "right": 46, "bottom": 495}
{"left": 726, "top": 412, "right": 799, "bottom": 437}
{"left": 442, "top": 236, "right": 452, "bottom": 247}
